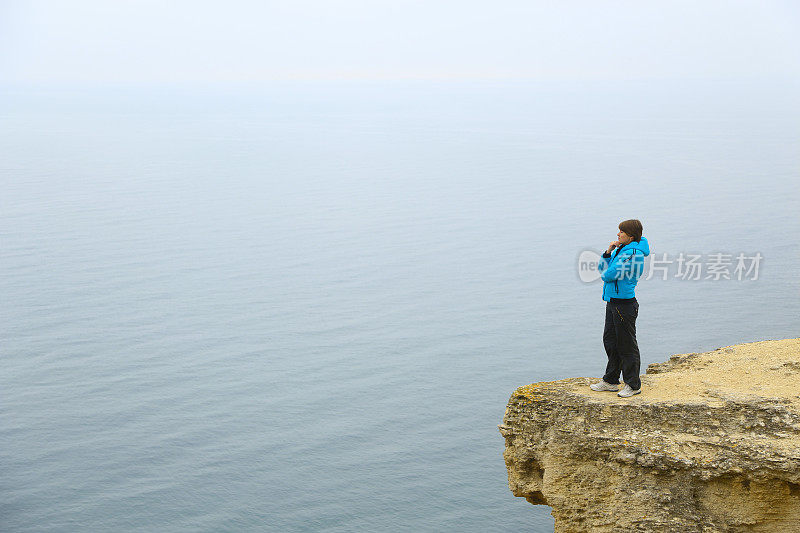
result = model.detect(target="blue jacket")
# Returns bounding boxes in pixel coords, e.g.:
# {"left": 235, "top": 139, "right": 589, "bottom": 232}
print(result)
{"left": 598, "top": 236, "right": 650, "bottom": 301}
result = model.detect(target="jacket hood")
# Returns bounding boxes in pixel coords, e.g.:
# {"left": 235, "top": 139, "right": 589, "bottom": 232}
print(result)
{"left": 623, "top": 236, "right": 650, "bottom": 257}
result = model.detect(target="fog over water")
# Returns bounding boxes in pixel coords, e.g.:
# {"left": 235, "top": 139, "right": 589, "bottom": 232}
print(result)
{"left": 1, "top": 80, "right": 798, "bottom": 531}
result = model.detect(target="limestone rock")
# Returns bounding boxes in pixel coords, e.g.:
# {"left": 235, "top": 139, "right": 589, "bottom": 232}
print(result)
{"left": 500, "top": 338, "right": 800, "bottom": 532}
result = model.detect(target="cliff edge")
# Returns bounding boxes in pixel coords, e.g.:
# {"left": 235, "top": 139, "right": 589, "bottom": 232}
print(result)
{"left": 499, "top": 338, "right": 800, "bottom": 532}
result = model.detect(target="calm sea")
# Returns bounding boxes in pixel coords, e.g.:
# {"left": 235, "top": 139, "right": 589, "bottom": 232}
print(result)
{"left": 2, "top": 80, "right": 799, "bottom": 532}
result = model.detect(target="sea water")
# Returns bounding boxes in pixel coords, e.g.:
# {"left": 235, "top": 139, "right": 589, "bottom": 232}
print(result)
{"left": 2, "top": 80, "right": 799, "bottom": 532}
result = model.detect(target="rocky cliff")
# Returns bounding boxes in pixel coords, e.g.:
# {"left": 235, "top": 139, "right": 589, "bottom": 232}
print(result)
{"left": 499, "top": 338, "right": 800, "bottom": 532}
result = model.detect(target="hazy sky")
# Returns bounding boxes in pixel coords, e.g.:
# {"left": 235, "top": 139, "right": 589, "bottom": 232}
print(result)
{"left": 2, "top": 0, "right": 799, "bottom": 83}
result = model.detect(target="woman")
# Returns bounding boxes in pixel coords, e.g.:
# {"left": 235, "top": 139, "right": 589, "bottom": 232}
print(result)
{"left": 590, "top": 219, "right": 650, "bottom": 398}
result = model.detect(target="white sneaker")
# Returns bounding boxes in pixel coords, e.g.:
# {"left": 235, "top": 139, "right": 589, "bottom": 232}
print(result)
{"left": 589, "top": 380, "right": 619, "bottom": 392}
{"left": 617, "top": 384, "right": 641, "bottom": 398}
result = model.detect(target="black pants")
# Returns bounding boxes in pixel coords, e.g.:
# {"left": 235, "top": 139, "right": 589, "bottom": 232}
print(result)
{"left": 602, "top": 298, "right": 641, "bottom": 390}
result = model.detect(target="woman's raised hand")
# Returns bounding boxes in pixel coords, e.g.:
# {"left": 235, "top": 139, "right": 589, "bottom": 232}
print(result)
{"left": 607, "top": 241, "right": 620, "bottom": 254}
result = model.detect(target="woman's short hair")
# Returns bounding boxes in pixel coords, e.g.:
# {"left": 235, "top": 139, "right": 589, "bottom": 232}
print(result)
{"left": 619, "top": 219, "right": 643, "bottom": 242}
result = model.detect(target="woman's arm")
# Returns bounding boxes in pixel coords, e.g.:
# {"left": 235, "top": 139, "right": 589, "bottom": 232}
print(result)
{"left": 600, "top": 248, "right": 640, "bottom": 282}
{"left": 598, "top": 241, "right": 619, "bottom": 275}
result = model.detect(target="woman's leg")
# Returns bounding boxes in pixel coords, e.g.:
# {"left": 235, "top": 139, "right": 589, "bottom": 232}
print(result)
{"left": 614, "top": 300, "right": 641, "bottom": 390}
{"left": 602, "top": 302, "right": 622, "bottom": 384}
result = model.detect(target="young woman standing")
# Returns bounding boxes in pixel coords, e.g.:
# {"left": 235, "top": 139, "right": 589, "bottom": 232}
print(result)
{"left": 590, "top": 219, "right": 650, "bottom": 398}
